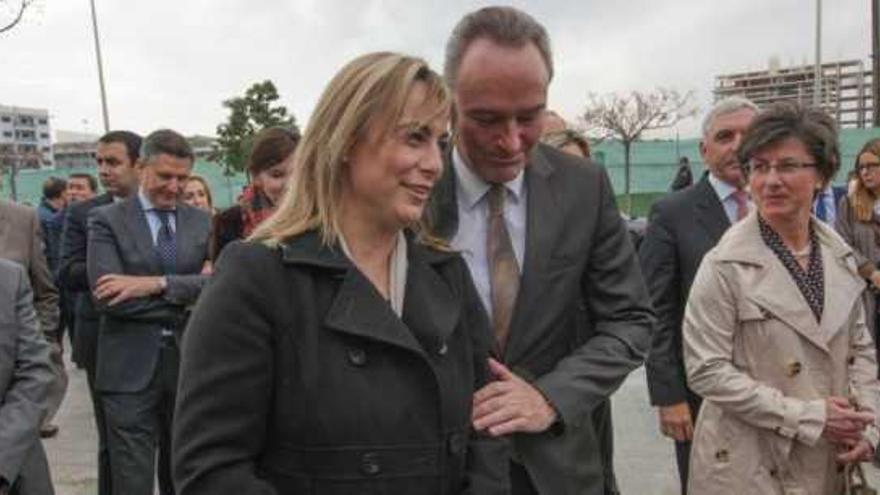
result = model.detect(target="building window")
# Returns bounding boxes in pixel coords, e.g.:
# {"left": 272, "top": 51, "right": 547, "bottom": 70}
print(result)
{"left": 42, "top": 146, "right": 50, "bottom": 153}
{"left": 40, "top": 133, "right": 49, "bottom": 139}
{"left": 0, "top": 116, "right": 9, "bottom": 123}
{"left": 38, "top": 118, "right": 48, "bottom": 125}
{"left": 2, "top": 131, "right": 11, "bottom": 138}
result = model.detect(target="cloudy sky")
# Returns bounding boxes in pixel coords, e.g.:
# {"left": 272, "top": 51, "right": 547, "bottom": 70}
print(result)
{"left": 0, "top": 0, "right": 871, "bottom": 139}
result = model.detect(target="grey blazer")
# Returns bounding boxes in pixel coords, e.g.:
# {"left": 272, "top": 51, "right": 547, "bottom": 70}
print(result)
{"left": 0, "top": 259, "right": 55, "bottom": 495}
{"left": 427, "top": 143, "right": 655, "bottom": 495}
{"left": 638, "top": 174, "right": 731, "bottom": 406}
{"left": 0, "top": 200, "right": 59, "bottom": 338}
{"left": 87, "top": 197, "right": 211, "bottom": 393}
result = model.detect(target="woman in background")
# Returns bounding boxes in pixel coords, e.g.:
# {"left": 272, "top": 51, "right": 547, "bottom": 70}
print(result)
{"left": 182, "top": 175, "right": 215, "bottom": 214}
{"left": 210, "top": 126, "right": 299, "bottom": 260}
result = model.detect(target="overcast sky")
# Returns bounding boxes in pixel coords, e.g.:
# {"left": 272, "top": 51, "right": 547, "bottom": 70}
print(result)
{"left": 0, "top": 0, "right": 871, "bottom": 139}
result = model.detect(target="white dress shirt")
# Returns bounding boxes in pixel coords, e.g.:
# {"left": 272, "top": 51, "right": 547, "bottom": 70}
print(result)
{"left": 708, "top": 173, "right": 750, "bottom": 224}
{"left": 450, "top": 147, "right": 527, "bottom": 317}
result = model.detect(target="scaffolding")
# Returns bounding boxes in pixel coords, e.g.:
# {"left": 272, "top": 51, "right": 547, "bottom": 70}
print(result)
{"left": 714, "top": 60, "right": 874, "bottom": 128}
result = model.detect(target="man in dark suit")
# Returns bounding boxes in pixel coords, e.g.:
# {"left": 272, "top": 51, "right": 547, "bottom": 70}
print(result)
{"left": 638, "top": 97, "right": 758, "bottom": 494}
{"left": 428, "top": 7, "right": 654, "bottom": 494}
{"left": 58, "top": 130, "right": 142, "bottom": 495}
{"left": 87, "top": 129, "right": 211, "bottom": 495}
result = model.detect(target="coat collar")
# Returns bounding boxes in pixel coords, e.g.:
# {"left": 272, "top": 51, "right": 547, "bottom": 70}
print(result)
{"left": 279, "top": 230, "right": 462, "bottom": 356}
{"left": 712, "top": 212, "right": 863, "bottom": 352}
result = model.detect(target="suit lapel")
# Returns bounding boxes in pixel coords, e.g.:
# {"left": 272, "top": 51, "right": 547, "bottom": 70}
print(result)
{"left": 427, "top": 146, "right": 460, "bottom": 240}
{"left": 504, "top": 148, "right": 561, "bottom": 363}
{"left": 693, "top": 176, "right": 730, "bottom": 244}
{"left": 124, "top": 198, "right": 163, "bottom": 273}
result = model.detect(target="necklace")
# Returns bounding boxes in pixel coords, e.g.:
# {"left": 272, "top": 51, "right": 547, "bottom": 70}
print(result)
{"left": 791, "top": 245, "right": 811, "bottom": 258}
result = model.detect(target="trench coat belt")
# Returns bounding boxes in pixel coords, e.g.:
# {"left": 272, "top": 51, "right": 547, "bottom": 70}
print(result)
{"left": 260, "top": 437, "right": 465, "bottom": 478}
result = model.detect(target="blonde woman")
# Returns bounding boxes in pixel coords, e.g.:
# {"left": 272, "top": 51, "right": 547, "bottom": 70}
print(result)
{"left": 173, "top": 52, "right": 507, "bottom": 494}
{"left": 836, "top": 138, "right": 880, "bottom": 343}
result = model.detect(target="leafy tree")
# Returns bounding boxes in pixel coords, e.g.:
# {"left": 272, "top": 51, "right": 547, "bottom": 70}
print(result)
{"left": 581, "top": 88, "right": 696, "bottom": 215}
{"left": 213, "top": 80, "right": 298, "bottom": 175}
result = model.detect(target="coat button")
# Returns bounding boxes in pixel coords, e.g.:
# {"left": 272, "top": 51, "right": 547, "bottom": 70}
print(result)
{"left": 448, "top": 433, "right": 465, "bottom": 455}
{"left": 360, "top": 452, "right": 381, "bottom": 476}
{"left": 348, "top": 348, "right": 368, "bottom": 367}
{"left": 785, "top": 360, "right": 802, "bottom": 377}
{"left": 769, "top": 468, "right": 778, "bottom": 478}
{"left": 437, "top": 342, "right": 448, "bottom": 356}
{"left": 715, "top": 449, "right": 729, "bottom": 463}
{"left": 847, "top": 355, "right": 856, "bottom": 365}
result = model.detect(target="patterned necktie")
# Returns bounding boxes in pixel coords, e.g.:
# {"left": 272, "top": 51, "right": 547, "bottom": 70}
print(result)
{"left": 154, "top": 210, "right": 177, "bottom": 275}
{"left": 486, "top": 184, "right": 520, "bottom": 353}
{"left": 733, "top": 189, "right": 749, "bottom": 222}
{"left": 814, "top": 191, "right": 828, "bottom": 221}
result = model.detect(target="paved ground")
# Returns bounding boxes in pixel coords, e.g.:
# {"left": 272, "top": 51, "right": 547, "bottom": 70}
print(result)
{"left": 45, "top": 360, "right": 879, "bottom": 494}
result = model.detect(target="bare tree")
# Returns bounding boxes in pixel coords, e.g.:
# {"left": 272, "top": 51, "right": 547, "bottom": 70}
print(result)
{"left": 581, "top": 88, "right": 696, "bottom": 215}
{"left": 0, "top": 0, "right": 33, "bottom": 34}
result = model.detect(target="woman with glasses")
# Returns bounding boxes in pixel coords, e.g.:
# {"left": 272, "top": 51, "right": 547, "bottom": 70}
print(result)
{"left": 836, "top": 138, "right": 880, "bottom": 345}
{"left": 683, "top": 102, "right": 880, "bottom": 495}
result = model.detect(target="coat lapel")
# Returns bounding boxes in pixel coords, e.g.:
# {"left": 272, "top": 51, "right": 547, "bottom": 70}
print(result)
{"left": 504, "top": 148, "right": 561, "bottom": 363}
{"left": 817, "top": 227, "right": 865, "bottom": 344}
{"left": 401, "top": 245, "right": 461, "bottom": 353}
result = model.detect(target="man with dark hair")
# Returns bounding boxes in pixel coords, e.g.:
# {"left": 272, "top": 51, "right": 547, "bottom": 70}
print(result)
{"left": 58, "top": 130, "right": 142, "bottom": 495}
{"left": 428, "top": 7, "right": 654, "bottom": 495}
{"left": 87, "top": 128, "right": 210, "bottom": 495}
{"left": 37, "top": 177, "right": 67, "bottom": 275}
{"left": 66, "top": 173, "right": 98, "bottom": 204}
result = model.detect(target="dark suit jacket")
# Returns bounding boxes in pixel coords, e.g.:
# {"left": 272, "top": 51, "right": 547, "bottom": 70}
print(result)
{"left": 427, "top": 143, "right": 654, "bottom": 495}
{"left": 638, "top": 174, "right": 730, "bottom": 407}
{"left": 87, "top": 197, "right": 211, "bottom": 393}
{"left": 58, "top": 193, "right": 113, "bottom": 370}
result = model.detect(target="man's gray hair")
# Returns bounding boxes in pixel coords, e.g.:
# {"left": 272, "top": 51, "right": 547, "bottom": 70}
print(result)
{"left": 701, "top": 96, "right": 759, "bottom": 137}
{"left": 140, "top": 129, "right": 194, "bottom": 165}
{"left": 444, "top": 6, "right": 553, "bottom": 88}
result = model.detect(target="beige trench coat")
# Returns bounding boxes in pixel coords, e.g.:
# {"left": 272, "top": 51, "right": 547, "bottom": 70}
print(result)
{"left": 684, "top": 212, "right": 880, "bottom": 495}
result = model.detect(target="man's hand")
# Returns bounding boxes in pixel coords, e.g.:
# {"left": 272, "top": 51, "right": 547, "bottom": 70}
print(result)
{"left": 823, "top": 396, "right": 875, "bottom": 446}
{"left": 658, "top": 402, "right": 693, "bottom": 442}
{"left": 472, "top": 358, "right": 558, "bottom": 437}
{"left": 94, "top": 274, "right": 162, "bottom": 306}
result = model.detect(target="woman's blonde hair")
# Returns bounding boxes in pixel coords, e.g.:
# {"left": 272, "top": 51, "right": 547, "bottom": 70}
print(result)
{"left": 250, "top": 52, "right": 450, "bottom": 246}
{"left": 850, "top": 138, "right": 880, "bottom": 222}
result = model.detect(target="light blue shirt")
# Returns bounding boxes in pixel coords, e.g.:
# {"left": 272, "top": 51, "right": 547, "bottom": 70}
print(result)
{"left": 450, "top": 147, "right": 526, "bottom": 317}
{"left": 811, "top": 184, "right": 837, "bottom": 224}
{"left": 707, "top": 173, "right": 749, "bottom": 224}
{"left": 137, "top": 189, "right": 177, "bottom": 246}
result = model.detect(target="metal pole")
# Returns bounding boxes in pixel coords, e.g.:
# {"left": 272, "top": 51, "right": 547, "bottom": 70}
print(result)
{"left": 813, "top": 0, "right": 822, "bottom": 107}
{"left": 89, "top": 0, "right": 110, "bottom": 132}
{"left": 873, "top": 0, "right": 880, "bottom": 126}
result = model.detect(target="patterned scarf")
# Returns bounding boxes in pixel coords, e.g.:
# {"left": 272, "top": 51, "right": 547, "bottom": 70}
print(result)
{"left": 238, "top": 184, "right": 275, "bottom": 237}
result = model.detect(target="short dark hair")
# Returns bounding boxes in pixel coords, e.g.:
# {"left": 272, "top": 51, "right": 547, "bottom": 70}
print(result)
{"left": 247, "top": 127, "right": 299, "bottom": 176}
{"left": 141, "top": 129, "right": 194, "bottom": 165}
{"left": 737, "top": 101, "right": 840, "bottom": 184}
{"left": 98, "top": 130, "right": 142, "bottom": 164}
{"left": 68, "top": 173, "right": 98, "bottom": 192}
{"left": 444, "top": 6, "right": 553, "bottom": 87}
{"left": 42, "top": 176, "right": 67, "bottom": 200}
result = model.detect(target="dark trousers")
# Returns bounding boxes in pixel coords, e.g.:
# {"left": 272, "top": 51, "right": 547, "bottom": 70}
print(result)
{"left": 85, "top": 363, "right": 112, "bottom": 495}
{"left": 103, "top": 338, "right": 178, "bottom": 495}
{"left": 510, "top": 462, "right": 539, "bottom": 495}
{"left": 592, "top": 400, "right": 619, "bottom": 495}
{"left": 673, "top": 394, "right": 703, "bottom": 495}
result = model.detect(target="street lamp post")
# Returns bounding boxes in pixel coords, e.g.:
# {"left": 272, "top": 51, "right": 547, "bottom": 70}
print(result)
{"left": 813, "top": 0, "right": 822, "bottom": 107}
{"left": 89, "top": 0, "right": 110, "bottom": 133}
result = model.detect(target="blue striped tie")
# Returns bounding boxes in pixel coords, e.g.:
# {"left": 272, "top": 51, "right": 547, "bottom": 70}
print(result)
{"left": 154, "top": 210, "right": 176, "bottom": 274}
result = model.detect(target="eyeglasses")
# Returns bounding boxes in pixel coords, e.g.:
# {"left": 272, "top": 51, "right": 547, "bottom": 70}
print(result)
{"left": 857, "top": 162, "right": 880, "bottom": 172}
{"left": 745, "top": 159, "right": 816, "bottom": 176}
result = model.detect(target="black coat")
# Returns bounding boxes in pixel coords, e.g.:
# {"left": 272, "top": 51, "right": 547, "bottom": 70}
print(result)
{"left": 173, "top": 231, "right": 508, "bottom": 495}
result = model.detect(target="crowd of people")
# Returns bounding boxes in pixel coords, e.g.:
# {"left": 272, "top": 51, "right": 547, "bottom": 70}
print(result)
{"left": 2, "top": 5, "right": 880, "bottom": 495}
